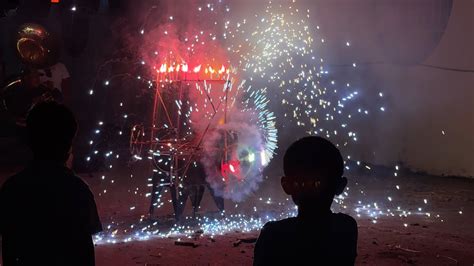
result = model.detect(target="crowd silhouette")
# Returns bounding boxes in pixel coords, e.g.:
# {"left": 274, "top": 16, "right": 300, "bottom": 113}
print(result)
{"left": 0, "top": 102, "right": 102, "bottom": 266}
{"left": 0, "top": 104, "right": 357, "bottom": 266}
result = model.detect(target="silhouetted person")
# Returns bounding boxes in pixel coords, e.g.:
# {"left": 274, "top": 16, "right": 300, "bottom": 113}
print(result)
{"left": 3, "top": 69, "right": 46, "bottom": 121}
{"left": 2, "top": 69, "right": 62, "bottom": 124}
{"left": 0, "top": 102, "right": 102, "bottom": 265}
{"left": 254, "top": 136, "right": 357, "bottom": 265}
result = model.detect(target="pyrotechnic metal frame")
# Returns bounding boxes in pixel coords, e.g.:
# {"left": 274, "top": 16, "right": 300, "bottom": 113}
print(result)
{"left": 130, "top": 72, "right": 232, "bottom": 220}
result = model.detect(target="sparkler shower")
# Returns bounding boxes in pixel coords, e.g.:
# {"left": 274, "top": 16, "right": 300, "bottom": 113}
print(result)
{"left": 85, "top": 0, "right": 384, "bottom": 241}
{"left": 88, "top": 0, "right": 282, "bottom": 201}
{"left": 79, "top": 0, "right": 458, "bottom": 246}
{"left": 2, "top": 0, "right": 474, "bottom": 264}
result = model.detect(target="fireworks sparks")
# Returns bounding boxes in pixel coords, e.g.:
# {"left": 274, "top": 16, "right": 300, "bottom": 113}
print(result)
{"left": 223, "top": 0, "right": 389, "bottom": 149}
{"left": 87, "top": 0, "right": 279, "bottom": 226}
{"left": 81, "top": 0, "right": 450, "bottom": 245}
{"left": 227, "top": 2, "right": 315, "bottom": 82}
{"left": 241, "top": 85, "right": 278, "bottom": 163}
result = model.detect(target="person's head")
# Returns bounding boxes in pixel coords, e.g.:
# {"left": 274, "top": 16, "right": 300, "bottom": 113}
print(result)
{"left": 26, "top": 102, "right": 77, "bottom": 162}
{"left": 281, "top": 136, "right": 347, "bottom": 211}
{"left": 21, "top": 68, "right": 41, "bottom": 89}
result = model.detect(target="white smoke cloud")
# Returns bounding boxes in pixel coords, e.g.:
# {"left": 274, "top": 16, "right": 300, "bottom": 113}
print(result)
{"left": 200, "top": 111, "right": 266, "bottom": 202}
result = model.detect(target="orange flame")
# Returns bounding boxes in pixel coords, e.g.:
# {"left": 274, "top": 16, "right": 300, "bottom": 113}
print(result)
{"left": 193, "top": 65, "right": 202, "bottom": 73}
{"left": 159, "top": 64, "right": 167, "bottom": 73}
{"left": 218, "top": 65, "right": 225, "bottom": 74}
{"left": 157, "top": 63, "right": 228, "bottom": 77}
{"left": 182, "top": 64, "right": 189, "bottom": 72}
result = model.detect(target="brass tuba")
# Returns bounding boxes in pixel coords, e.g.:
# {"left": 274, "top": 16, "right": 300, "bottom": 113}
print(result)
{"left": 1, "top": 24, "right": 60, "bottom": 124}
{"left": 16, "top": 23, "right": 55, "bottom": 69}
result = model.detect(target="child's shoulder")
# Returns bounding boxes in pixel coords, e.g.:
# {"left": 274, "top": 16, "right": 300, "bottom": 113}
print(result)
{"left": 262, "top": 217, "right": 299, "bottom": 233}
{"left": 263, "top": 213, "right": 357, "bottom": 231}
{"left": 331, "top": 213, "right": 358, "bottom": 232}
{"left": 1, "top": 167, "right": 32, "bottom": 191}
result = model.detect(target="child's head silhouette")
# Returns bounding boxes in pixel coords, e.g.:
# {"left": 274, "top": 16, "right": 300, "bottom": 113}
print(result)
{"left": 26, "top": 101, "right": 77, "bottom": 162}
{"left": 282, "top": 136, "right": 347, "bottom": 211}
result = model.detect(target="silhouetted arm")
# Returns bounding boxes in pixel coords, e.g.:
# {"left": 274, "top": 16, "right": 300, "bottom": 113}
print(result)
{"left": 84, "top": 189, "right": 103, "bottom": 235}
{"left": 350, "top": 219, "right": 358, "bottom": 265}
{"left": 339, "top": 216, "right": 358, "bottom": 265}
{"left": 253, "top": 223, "right": 274, "bottom": 266}
{"left": 73, "top": 183, "right": 102, "bottom": 265}
{"left": 76, "top": 180, "right": 102, "bottom": 235}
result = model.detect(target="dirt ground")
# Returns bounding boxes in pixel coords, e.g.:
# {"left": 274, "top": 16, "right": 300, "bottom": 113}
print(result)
{"left": 1, "top": 164, "right": 473, "bottom": 265}
{"left": 94, "top": 218, "right": 474, "bottom": 266}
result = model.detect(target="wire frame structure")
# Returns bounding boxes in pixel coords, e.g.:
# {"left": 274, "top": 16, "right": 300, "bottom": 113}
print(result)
{"left": 130, "top": 62, "right": 232, "bottom": 219}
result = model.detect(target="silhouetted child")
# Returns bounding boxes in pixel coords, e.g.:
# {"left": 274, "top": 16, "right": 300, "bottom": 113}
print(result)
{"left": 0, "top": 102, "right": 102, "bottom": 266}
{"left": 254, "top": 136, "right": 357, "bottom": 265}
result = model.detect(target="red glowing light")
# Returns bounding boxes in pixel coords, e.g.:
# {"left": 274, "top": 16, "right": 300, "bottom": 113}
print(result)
{"left": 221, "top": 160, "right": 242, "bottom": 182}
{"left": 155, "top": 62, "right": 228, "bottom": 82}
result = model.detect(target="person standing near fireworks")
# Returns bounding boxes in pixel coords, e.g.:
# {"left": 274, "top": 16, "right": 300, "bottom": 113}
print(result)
{"left": 254, "top": 136, "right": 358, "bottom": 265}
{"left": 38, "top": 61, "right": 71, "bottom": 104}
{"left": 0, "top": 102, "right": 102, "bottom": 266}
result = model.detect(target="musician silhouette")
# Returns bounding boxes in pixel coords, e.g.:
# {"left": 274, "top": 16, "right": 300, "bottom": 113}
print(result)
{"left": 2, "top": 68, "right": 62, "bottom": 124}
{"left": 0, "top": 102, "right": 102, "bottom": 266}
